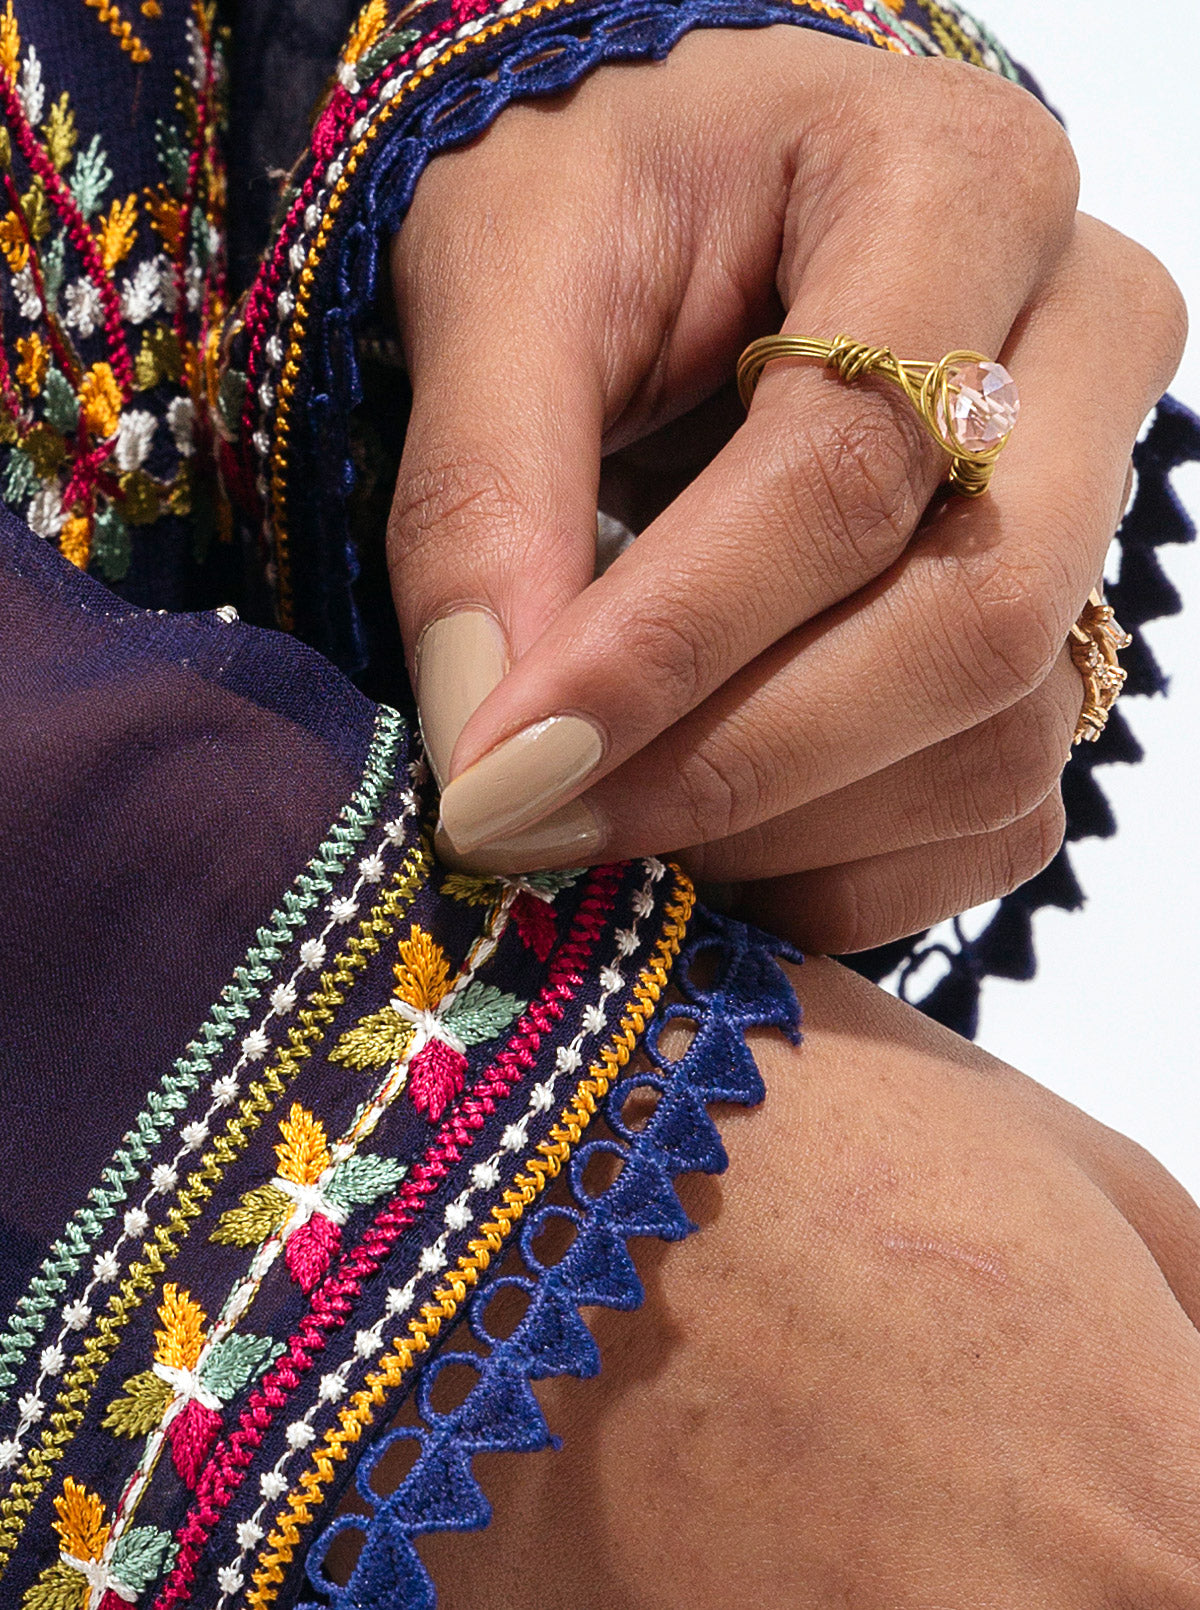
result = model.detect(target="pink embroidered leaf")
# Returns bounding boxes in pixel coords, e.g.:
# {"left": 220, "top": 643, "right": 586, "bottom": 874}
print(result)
{"left": 408, "top": 1038, "right": 469, "bottom": 1122}
{"left": 284, "top": 1212, "right": 341, "bottom": 1293}
{"left": 166, "top": 1398, "right": 222, "bottom": 1488}
{"left": 512, "top": 890, "right": 558, "bottom": 961}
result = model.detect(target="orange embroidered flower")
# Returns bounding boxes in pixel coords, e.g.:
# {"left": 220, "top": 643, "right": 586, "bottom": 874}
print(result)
{"left": 392, "top": 924, "right": 452, "bottom": 1011}
{"left": 154, "top": 1282, "right": 206, "bottom": 1373}
{"left": 0, "top": 2, "right": 19, "bottom": 85}
{"left": 143, "top": 184, "right": 183, "bottom": 254}
{"left": 60, "top": 513, "right": 92, "bottom": 570}
{"left": 275, "top": 1103, "right": 332, "bottom": 1189}
{"left": 0, "top": 209, "right": 28, "bottom": 273}
{"left": 79, "top": 363, "right": 122, "bottom": 437}
{"left": 343, "top": 0, "right": 387, "bottom": 65}
{"left": 95, "top": 194, "right": 139, "bottom": 272}
{"left": 52, "top": 1475, "right": 109, "bottom": 1563}
{"left": 14, "top": 332, "right": 48, "bottom": 395}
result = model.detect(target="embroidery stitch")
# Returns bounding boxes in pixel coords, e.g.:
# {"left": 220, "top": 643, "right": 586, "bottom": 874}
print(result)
{"left": 211, "top": 866, "right": 652, "bottom": 1604}
{"left": 245, "top": 867, "right": 694, "bottom": 1609}
{"left": 330, "top": 917, "right": 526, "bottom": 1123}
{"left": 21, "top": 1475, "right": 175, "bottom": 1610}
{"left": 152, "top": 864, "right": 623, "bottom": 1605}
{"left": 153, "top": 864, "right": 631, "bottom": 1607}
{"left": 83, "top": 0, "right": 153, "bottom": 64}
{"left": 0, "top": 708, "right": 408, "bottom": 1448}
{"left": 0, "top": 0, "right": 225, "bottom": 577}
{"left": 0, "top": 832, "right": 433, "bottom": 1573}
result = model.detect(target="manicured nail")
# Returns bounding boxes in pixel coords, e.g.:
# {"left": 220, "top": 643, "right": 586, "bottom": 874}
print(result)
{"left": 415, "top": 610, "right": 508, "bottom": 789}
{"left": 438, "top": 714, "right": 604, "bottom": 855}
{"left": 435, "top": 798, "right": 603, "bottom": 874}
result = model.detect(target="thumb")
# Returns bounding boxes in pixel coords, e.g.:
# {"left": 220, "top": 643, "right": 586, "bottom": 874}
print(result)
{"left": 388, "top": 256, "right": 606, "bottom": 788}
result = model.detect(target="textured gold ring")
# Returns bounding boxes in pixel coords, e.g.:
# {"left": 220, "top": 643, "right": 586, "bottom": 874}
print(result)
{"left": 1070, "top": 589, "right": 1132, "bottom": 744}
{"left": 737, "top": 333, "right": 1020, "bottom": 496}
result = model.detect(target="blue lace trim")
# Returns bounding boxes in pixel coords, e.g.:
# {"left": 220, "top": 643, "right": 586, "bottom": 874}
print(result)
{"left": 299, "top": 909, "right": 801, "bottom": 1609}
{"left": 280, "top": 0, "right": 1200, "bottom": 1051}
{"left": 282, "top": 0, "right": 873, "bottom": 672}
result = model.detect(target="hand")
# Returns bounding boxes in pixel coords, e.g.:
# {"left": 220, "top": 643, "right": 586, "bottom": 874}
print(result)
{"left": 388, "top": 26, "right": 1186, "bottom": 953}
{"left": 416, "top": 958, "right": 1200, "bottom": 1608}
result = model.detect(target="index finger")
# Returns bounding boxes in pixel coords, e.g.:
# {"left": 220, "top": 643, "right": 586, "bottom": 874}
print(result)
{"left": 437, "top": 80, "right": 1074, "bottom": 855}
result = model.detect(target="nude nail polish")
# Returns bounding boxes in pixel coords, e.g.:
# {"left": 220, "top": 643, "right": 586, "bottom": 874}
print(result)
{"left": 436, "top": 797, "right": 603, "bottom": 874}
{"left": 437, "top": 714, "right": 605, "bottom": 855}
{"left": 415, "top": 610, "right": 508, "bottom": 788}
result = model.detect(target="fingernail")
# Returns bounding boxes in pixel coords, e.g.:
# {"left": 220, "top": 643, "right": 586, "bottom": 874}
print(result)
{"left": 438, "top": 714, "right": 604, "bottom": 854}
{"left": 435, "top": 797, "right": 603, "bottom": 874}
{"left": 415, "top": 610, "right": 509, "bottom": 788}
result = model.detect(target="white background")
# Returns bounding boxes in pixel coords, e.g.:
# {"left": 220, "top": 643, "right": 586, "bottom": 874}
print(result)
{"left": 947, "top": 2, "right": 1200, "bottom": 1194}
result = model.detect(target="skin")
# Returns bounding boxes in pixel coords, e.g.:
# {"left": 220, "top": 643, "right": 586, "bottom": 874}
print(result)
{"left": 388, "top": 26, "right": 1187, "bottom": 954}
{"left": 404, "top": 959, "right": 1200, "bottom": 1608}
{"left": 344, "top": 29, "right": 1200, "bottom": 1600}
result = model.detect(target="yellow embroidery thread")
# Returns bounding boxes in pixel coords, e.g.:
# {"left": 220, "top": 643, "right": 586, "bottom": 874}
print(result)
{"left": 912, "top": 0, "right": 985, "bottom": 65}
{"left": 265, "top": 0, "right": 902, "bottom": 625}
{"left": 0, "top": 836, "right": 432, "bottom": 1572}
{"left": 245, "top": 871, "right": 696, "bottom": 1608}
{"left": 83, "top": 0, "right": 152, "bottom": 63}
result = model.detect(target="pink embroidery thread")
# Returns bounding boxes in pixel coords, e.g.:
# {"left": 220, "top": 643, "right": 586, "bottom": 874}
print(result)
{"left": 154, "top": 864, "right": 622, "bottom": 1608}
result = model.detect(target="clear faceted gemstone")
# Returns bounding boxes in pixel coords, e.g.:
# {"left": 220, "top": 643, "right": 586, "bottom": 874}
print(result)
{"left": 936, "top": 361, "right": 1019, "bottom": 453}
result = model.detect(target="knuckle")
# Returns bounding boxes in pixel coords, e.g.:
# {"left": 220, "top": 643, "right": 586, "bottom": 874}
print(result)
{"left": 918, "top": 63, "right": 1079, "bottom": 233}
{"left": 950, "top": 554, "right": 1069, "bottom": 711}
{"left": 672, "top": 739, "right": 770, "bottom": 848}
{"left": 1105, "top": 233, "right": 1190, "bottom": 385}
{"left": 390, "top": 453, "right": 527, "bottom": 566}
{"left": 993, "top": 791, "right": 1066, "bottom": 894}
{"left": 619, "top": 595, "right": 724, "bottom": 720}
{"left": 952, "top": 691, "right": 1071, "bottom": 836}
{"left": 760, "top": 391, "right": 924, "bottom": 580}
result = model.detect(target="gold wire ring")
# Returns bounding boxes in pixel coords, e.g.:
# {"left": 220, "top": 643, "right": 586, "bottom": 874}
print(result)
{"left": 1069, "top": 589, "right": 1132, "bottom": 744}
{"left": 736, "top": 333, "right": 1020, "bottom": 497}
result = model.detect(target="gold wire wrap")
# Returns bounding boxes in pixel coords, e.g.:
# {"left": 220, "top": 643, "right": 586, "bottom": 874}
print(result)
{"left": 736, "top": 333, "right": 1016, "bottom": 496}
{"left": 1069, "top": 588, "right": 1132, "bottom": 744}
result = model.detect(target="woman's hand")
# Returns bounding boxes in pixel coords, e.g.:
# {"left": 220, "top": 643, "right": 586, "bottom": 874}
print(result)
{"left": 416, "top": 958, "right": 1200, "bottom": 1608}
{"left": 388, "top": 25, "right": 1186, "bottom": 952}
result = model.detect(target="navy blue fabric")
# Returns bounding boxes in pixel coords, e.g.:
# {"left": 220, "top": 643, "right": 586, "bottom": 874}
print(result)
{"left": 0, "top": 501, "right": 376, "bottom": 1315}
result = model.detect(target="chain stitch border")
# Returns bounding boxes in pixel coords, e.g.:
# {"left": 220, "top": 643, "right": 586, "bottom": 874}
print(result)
{"left": 0, "top": 706, "right": 407, "bottom": 1413}
{"left": 246, "top": 872, "right": 694, "bottom": 1608}
{"left": 0, "top": 831, "right": 434, "bottom": 1571}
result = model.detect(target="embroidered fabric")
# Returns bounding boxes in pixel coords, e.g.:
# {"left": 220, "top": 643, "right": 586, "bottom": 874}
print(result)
{"left": 0, "top": 483, "right": 799, "bottom": 1610}
{"left": 0, "top": 2, "right": 1198, "bottom": 1607}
